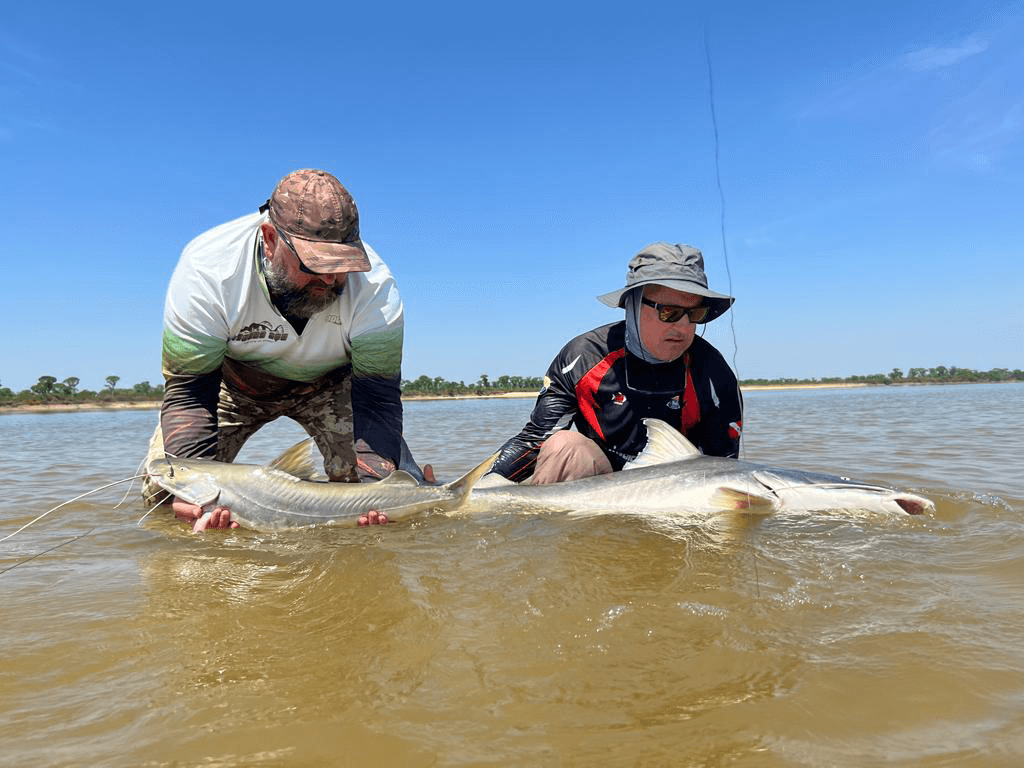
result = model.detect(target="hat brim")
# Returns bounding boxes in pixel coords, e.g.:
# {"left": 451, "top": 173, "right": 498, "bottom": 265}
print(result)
{"left": 291, "top": 236, "right": 371, "bottom": 274}
{"left": 597, "top": 280, "right": 735, "bottom": 322}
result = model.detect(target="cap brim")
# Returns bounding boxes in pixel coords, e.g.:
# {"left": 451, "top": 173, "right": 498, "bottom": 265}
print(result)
{"left": 292, "top": 237, "right": 371, "bottom": 274}
{"left": 597, "top": 280, "right": 735, "bottom": 321}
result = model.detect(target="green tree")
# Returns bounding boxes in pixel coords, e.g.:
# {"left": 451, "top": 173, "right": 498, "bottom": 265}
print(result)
{"left": 31, "top": 375, "right": 57, "bottom": 399}
{"left": 105, "top": 375, "right": 120, "bottom": 392}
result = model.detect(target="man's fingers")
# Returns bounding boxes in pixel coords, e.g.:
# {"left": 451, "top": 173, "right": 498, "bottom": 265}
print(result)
{"left": 358, "top": 509, "right": 389, "bottom": 526}
{"left": 190, "top": 508, "right": 236, "bottom": 532}
{"left": 423, "top": 464, "right": 436, "bottom": 484}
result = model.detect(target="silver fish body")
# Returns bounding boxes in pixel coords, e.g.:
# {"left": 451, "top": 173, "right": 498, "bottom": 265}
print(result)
{"left": 146, "top": 448, "right": 497, "bottom": 531}
{"left": 470, "top": 419, "right": 935, "bottom": 519}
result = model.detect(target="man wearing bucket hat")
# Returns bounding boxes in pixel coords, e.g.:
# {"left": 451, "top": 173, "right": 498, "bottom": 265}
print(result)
{"left": 143, "top": 169, "right": 432, "bottom": 529}
{"left": 487, "top": 242, "right": 742, "bottom": 485}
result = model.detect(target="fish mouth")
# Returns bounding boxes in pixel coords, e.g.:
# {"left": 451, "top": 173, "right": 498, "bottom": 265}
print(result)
{"left": 894, "top": 496, "right": 933, "bottom": 515}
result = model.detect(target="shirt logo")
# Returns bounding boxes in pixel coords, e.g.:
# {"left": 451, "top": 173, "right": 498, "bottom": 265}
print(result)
{"left": 561, "top": 355, "right": 582, "bottom": 374}
{"left": 666, "top": 396, "right": 681, "bottom": 410}
{"left": 231, "top": 321, "right": 289, "bottom": 343}
{"left": 612, "top": 392, "right": 627, "bottom": 405}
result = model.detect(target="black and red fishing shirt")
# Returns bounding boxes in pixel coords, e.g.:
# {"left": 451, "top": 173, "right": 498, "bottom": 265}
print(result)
{"left": 490, "top": 321, "right": 742, "bottom": 481}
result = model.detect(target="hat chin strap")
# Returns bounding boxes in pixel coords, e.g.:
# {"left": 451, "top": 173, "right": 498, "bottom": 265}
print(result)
{"left": 623, "top": 289, "right": 664, "bottom": 364}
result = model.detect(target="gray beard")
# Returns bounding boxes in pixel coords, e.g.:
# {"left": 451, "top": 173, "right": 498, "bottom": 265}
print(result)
{"left": 263, "top": 259, "right": 343, "bottom": 319}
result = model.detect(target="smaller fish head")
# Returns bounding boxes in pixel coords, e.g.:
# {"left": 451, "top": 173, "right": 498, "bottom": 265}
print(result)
{"left": 147, "top": 458, "right": 222, "bottom": 507}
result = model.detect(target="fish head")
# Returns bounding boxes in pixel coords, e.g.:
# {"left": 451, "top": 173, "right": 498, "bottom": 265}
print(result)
{"left": 752, "top": 470, "right": 935, "bottom": 516}
{"left": 146, "top": 457, "right": 223, "bottom": 508}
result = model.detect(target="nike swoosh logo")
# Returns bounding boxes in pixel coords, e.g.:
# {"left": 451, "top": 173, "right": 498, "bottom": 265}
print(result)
{"left": 561, "top": 355, "right": 582, "bottom": 375}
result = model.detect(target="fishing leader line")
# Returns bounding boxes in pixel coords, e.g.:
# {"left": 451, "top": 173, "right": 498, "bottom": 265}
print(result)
{"left": 704, "top": 25, "right": 761, "bottom": 601}
{"left": 702, "top": 25, "right": 746, "bottom": 460}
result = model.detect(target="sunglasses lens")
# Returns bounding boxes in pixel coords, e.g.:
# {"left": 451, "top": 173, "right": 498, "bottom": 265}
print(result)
{"left": 688, "top": 306, "right": 710, "bottom": 323}
{"left": 659, "top": 305, "right": 709, "bottom": 323}
{"left": 642, "top": 296, "right": 710, "bottom": 324}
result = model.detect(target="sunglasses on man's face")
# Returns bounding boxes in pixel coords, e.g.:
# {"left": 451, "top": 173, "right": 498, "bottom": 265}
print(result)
{"left": 274, "top": 226, "right": 321, "bottom": 275}
{"left": 640, "top": 296, "right": 710, "bottom": 324}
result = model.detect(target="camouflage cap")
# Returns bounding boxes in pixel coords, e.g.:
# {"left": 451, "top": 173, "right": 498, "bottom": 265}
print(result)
{"left": 265, "top": 169, "right": 371, "bottom": 274}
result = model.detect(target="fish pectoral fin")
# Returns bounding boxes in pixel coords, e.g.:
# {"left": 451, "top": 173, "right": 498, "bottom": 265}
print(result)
{"left": 710, "top": 487, "right": 777, "bottom": 514}
{"left": 378, "top": 470, "right": 421, "bottom": 485}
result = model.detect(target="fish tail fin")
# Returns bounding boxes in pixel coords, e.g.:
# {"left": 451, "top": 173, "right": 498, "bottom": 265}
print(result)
{"left": 446, "top": 450, "right": 502, "bottom": 500}
{"left": 711, "top": 487, "right": 777, "bottom": 515}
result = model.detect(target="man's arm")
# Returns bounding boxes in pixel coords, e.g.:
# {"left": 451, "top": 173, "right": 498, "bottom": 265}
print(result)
{"left": 160, "top": 371, "right": 222, "bottom": 460}
{"left": 490, "top": 364, "right": 579, "bottom": 482}
{"left": 351, "top": 372, "right": 403, "bottom": 466}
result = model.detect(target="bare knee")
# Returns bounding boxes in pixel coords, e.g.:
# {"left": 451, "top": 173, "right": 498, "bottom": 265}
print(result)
{"left": 532, "top": 431, "right": 613, "bottom": 485}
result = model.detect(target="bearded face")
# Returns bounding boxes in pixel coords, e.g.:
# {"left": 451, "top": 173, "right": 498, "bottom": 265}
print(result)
{"left": 263, "top": 257, "right": 345, "bottom": 319}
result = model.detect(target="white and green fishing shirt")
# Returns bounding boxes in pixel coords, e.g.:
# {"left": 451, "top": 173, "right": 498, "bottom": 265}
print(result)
{"left": 160, "top": 211, "right": 405, "bottom": 462}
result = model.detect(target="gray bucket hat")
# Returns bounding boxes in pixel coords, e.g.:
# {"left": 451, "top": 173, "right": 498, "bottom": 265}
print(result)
{"left": 597, "top": 242, "right": 735, "bottom": 322}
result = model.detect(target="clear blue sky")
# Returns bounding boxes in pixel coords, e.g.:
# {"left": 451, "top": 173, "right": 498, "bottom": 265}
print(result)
{"left": 2, "top": 1, "right": 1021, "bottom": 393}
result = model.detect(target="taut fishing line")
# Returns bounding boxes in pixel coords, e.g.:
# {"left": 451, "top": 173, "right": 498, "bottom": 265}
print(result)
{"left": 703, "top": 26, "right": 742, "bottom": 413}
{"left": 704, "top": 25, "right": 761, "bottom": 600}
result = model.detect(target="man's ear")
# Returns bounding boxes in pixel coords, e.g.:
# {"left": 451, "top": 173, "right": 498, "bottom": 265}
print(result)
{"left": 260, "top": 221, "right": 278, "bottom": 261}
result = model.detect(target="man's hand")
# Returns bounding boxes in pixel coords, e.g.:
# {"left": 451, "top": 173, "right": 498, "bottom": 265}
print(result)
{"left": 423, "top": 463, "right": 436, "bottom": 484}
{"left": 358, "top": 509, "right": 389, "bottom": 526}
{"left": 172, "top": 498, "right": 239, "bottom": 532}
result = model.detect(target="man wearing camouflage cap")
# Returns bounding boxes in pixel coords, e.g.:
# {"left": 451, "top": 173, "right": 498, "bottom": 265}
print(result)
{"left": 487, "top": 242, "right": 742, "bottom": 485}
{"left": 144, "top": 169, "right": 431, "bottom": 529}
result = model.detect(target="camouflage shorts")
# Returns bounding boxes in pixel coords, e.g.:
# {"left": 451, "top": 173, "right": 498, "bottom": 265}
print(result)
{"left": 141, "top": 369, "right": 394, "bottom": 505}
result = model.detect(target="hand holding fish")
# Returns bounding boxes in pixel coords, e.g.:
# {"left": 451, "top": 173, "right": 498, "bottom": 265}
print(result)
{"left": 172, "top": 498, "right": 239, "bottom": 532}
{"left": 357, "top": 509, "right": 389, "bottom": 526}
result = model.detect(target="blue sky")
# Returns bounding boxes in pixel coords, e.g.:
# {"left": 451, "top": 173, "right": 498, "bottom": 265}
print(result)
{"left": 2, "top": 0, "right": 1021, "bottom": 393}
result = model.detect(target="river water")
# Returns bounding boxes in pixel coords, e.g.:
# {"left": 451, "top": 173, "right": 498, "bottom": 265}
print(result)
{"left": 2, "top": 383, "right": 1022, "bottom": 767}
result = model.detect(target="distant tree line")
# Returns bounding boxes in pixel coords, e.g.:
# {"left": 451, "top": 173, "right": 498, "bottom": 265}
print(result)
{"left": 401, "top": 373, "right": 546, "bottom": 397}
{"left": 2, "top": 366, "right": 1021, "bottom": 407}
{"left": 0, "top": 375, "right": 163, "bottom": 406}
{"left": 738, "top": 366, "right": 1023, "bottom": 387}
{"left": 402, "top": 366, "right": 1022, "bottom": 397}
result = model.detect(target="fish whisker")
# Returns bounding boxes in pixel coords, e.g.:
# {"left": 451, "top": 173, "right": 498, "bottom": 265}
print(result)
{"left": 0, "top": 474, "right": 149, "bottom": 543}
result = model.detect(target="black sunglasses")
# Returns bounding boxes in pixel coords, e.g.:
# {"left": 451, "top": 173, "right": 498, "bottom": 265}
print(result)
{"left": 640, "top": 296, "right": 710, "bottom": 324}
{"left": 274, "top": 226, "right": 321, "bottom": 275}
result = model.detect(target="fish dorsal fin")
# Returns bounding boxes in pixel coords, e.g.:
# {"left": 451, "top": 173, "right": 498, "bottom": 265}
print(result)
{"left": 378, "top": 470, "right": 420, "bottom": 485}
{"left": 623, "top": 418, "right": 702, "bottom": 470}
{"left": 269, "top": 438, "right": 323, "bottom": 480}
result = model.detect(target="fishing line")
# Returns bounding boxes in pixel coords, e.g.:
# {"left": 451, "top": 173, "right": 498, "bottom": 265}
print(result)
{"left": 703, "top": 26, "right": 742, "bottom": 409}
{"left": 704, "top": 26, "right": 764, "bottom": 599}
